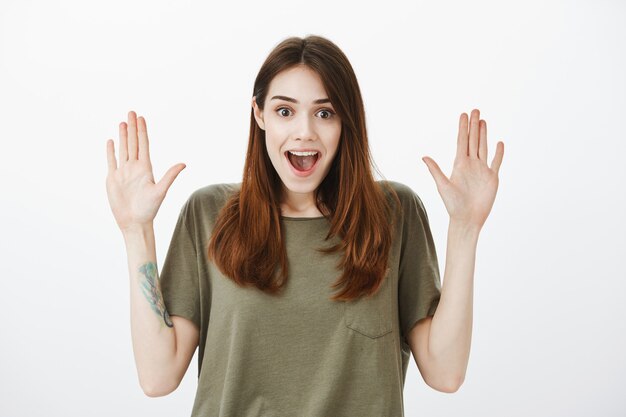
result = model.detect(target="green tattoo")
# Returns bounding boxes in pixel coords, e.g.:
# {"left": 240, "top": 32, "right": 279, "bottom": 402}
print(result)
{"left": 138, "top": 262, "right": 174, "bottom": 328}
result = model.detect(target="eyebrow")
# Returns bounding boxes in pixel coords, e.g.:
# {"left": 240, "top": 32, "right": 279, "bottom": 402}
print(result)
{"left": 270, "top": 95, "right": 331, "bottom": 104}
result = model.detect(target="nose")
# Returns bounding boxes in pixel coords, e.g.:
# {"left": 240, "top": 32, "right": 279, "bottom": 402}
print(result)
{"left": 294, "top": 113, "right": 317, "bottom": 142}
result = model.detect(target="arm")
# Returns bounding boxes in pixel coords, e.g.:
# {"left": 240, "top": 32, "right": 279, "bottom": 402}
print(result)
{"left": 408, "top": 220, "right": 478, "bottom": 393}
{"left": 105, "top": 110, "right": 196, "bottom": 397}
{"left": 412, "top": 108, "right": 504, "bottom": 392}
{"left": 124, "top": 224, "right": 199, "bottom": 397}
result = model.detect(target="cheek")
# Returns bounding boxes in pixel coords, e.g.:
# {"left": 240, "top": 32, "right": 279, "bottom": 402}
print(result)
{"left": 327, "top": 120, "right": 341, "bottom": 137}
{"left": 264, "top": 124, "right": 287, "bottom": 146}
{"left": 264, "top": 133, "right": 284, "bottom": 164}
{"left": 327, "top": 127, "right": 342, "bottom": 157}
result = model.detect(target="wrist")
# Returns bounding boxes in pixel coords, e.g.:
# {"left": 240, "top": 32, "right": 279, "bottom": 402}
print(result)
{"left": 448, "top": 220, "right": 481, "bottom": 242}
{"left": 122, "top": 223, "right": 155, "bottom": 239}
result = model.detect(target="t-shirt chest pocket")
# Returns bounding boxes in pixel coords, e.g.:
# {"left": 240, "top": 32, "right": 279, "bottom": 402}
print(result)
{"left": 343, "top": 269, "right": 393, "bottom": 339}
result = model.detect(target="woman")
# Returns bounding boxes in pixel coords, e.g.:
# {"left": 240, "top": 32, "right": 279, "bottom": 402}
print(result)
{"left": 105, "top": 35, "right": 504, "bottom": 416}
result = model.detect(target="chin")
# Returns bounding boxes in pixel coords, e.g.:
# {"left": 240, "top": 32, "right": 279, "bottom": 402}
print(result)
{"left": 281, "top": 177, "right": 320, "bottom": 194}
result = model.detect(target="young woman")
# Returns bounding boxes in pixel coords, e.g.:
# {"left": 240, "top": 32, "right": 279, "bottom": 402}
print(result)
{"left": 105, "top": 35, "right": 504, "bottom": 416}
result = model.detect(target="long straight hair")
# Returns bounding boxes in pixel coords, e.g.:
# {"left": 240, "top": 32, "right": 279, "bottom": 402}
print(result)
{"left": 207, "top": 35, "right": 401, "bottom": 301}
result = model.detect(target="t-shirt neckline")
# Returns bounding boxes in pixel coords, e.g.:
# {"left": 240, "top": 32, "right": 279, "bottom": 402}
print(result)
{"left": 280, "top": 215, "right": 327, "bottom": 221}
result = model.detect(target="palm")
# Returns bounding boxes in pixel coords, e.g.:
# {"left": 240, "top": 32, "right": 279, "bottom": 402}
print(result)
{"left": 105, "top": 111, "right": 186, "bottom": 232}
{"left": 422, "top": 109, "right": 504, "bottom": 230}
{"left": 106, "top": 159, "right": 160, "bottom": 226}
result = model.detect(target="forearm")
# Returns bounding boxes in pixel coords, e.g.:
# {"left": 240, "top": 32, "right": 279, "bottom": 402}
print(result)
{"left": 428, "top": 220, "right": 479, "bottom": 388}
{"left": 123, "top": 224, "right": 177, "bottom": 396}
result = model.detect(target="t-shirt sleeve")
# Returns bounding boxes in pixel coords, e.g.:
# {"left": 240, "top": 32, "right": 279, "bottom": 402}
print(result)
{"left": 159, "top": 196, "right": 201, "bottom": 330}
{"left": 397, "top": 185, "right": 442, "bottom": 344}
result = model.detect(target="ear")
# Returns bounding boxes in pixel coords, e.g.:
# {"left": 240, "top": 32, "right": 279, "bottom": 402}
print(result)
{"left": 252, "top": 96, "right": 265, "bottom": 131}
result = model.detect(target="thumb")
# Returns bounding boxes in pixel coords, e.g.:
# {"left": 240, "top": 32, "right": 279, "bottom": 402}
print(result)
{"left": 421, "top": 156, "right": 449, "bottom": 188}
{"left": 157, "top": 163, "right": 186, "bottom": 195}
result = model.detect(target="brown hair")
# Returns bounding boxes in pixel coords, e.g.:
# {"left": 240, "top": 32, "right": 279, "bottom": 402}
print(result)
{"left": 207, "top": 35, "right": 400, "bottom": 301}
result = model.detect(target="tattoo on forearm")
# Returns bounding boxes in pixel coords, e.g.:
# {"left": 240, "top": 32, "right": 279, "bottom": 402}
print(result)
{"left": 138, "top": 262, "right": 174, "bottom": 328}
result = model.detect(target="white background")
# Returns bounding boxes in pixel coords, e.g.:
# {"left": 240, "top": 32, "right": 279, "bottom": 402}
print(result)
{"left": 1, "top": 0, "right": 624, "bottom": 416}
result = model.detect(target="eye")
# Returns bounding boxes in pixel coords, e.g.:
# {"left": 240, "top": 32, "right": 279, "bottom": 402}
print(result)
{"left": 277, "top": 107, "right": 292, "bottom": 117}
{"left": 275, "top": 107, "right": 336, "bottom": 119}
{"left": 317, "top": 109, "right": 336, "bottom": 119}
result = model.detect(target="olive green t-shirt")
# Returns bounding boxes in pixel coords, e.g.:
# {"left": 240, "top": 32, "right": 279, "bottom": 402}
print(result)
{"left": 159, "top": 180, "right": 442, "bottom": 417}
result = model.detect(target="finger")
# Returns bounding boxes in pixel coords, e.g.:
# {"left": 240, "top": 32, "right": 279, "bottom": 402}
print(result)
{"left": 157, "top": 163, "right": 187, "bottom": 195}
{"left": 478, "top": 119, "right": 488, "bottom": 162}
{"left": 137, "top": 115, "right": 151, "bottom": 162}
{"left": 469, "top": 109, "right": 480, "bottom": 159}
{"left": 422, "top": 156, "right": 450, "bottom": 189}
{"left": 456, "top": 112, "right": 469, "bottom": 160}
{"left": 106, "top": 139, "right": 117, "bottom": 173}
{"left": 490, "top": 141, "right": 504, "bottom": 175}
{"left": 119, "top": 121, "right": 128, "bottom": 166}
{"left": 128, "top": 110, "right": 138, "bottom": 160}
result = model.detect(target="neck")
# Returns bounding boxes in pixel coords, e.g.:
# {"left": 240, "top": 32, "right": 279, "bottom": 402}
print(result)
{"left": 280, "top": 188, "right": 325, "bottom": 218}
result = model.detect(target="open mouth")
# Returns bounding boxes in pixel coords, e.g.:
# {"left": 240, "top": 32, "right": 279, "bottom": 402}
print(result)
{"left": 285, "top": 150, "right": 320, "bottom": 173}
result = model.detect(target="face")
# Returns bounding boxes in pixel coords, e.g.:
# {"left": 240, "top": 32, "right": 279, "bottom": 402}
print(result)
{"left": 252, "top": 65, "right": 342, "bottom": 208}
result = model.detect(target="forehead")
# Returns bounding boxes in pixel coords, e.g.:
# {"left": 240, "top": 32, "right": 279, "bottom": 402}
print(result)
{"left": 267, "top": 65, "right": 328, "bottom": 101}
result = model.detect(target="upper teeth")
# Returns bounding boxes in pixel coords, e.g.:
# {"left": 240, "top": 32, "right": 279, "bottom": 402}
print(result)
{"left": 289, "top": 151, "right": 318, "bottom": 156}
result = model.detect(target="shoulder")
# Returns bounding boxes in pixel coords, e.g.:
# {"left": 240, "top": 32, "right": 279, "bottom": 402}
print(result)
{"left": 377, "top": 180, "right": 413, "bottom": 197}
{"left": 189, "top": 182, "right": 241, "bottom": 203}
{"left": 183, "top": 182, "right": 241, "bottom": 219}
{"left": 376, "top": 180, "right": 425, "bottom": 210}
{"left": 376, "top": 180, "right": 432, "bottom": 231}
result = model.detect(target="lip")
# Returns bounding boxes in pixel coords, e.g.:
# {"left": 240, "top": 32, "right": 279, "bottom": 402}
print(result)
{"left": 286, "top": 148, "right": 322, "bottom": 153}
{"left": 284, "top": 150, "right": 321, "bottom": 177}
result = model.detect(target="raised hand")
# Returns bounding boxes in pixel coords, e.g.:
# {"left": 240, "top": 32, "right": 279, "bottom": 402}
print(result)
{"left": 421, "top": 109, "right": 504, "bottom": 231}
{"left": 105, "top": 111, "right": 186, "bottom": 233}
